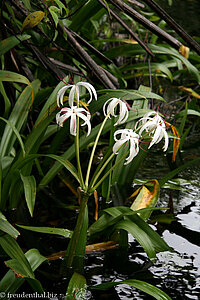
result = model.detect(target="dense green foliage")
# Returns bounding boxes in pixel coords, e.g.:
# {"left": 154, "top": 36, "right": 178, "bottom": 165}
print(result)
{"left": 0, "top": 0, "right": 199, "bottom": 299}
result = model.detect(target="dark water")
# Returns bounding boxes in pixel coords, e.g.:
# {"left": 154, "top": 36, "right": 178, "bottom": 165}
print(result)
{"left": 156, "top": 0, "right": 200, "bottom": 36}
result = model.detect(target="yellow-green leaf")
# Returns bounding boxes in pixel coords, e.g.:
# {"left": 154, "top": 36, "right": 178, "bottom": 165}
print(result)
{"left": 21, "top": 11, "right": 45, "bottom": 33}
{"left": 179, "top": 86, "right": 200, "bottom": 99}
{"left": 129, "top": 179, "right": 160, "bottom": 220}
{"left": 171, "top": 125, "right": 180, "bottom": 162}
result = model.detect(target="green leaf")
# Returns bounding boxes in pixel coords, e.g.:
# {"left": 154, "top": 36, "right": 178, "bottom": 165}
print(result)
{"left": 21, "top": 0, "right": 32, "bottom": 10}
{"left": 17, "top": 224, "right": 73, "bottom": 238}
{"left": 66, "top": 272, "right": 87, "bottom": 300}
{"left": 0, "top": 35, "right": 31, "bottom": 56}
{"left": 120, "top": 63, "right": 173, "bottom": 82}
{"left": 0, "top": 82, "right": 11, "bottom": 116}
{"left": 115, "top": 219, "right": 156, "bottom": 258}
{"left": 0, "top": 80, "right": 40, "bottom": 158}
{"left": 69, "top": 0, "right": 101, "bottom": 31}
{"left": 0, "top": 70, "right": 32, "bottom": 88}
{"left": 64, "top": 200, "right": 88, "bottom": 273}
{"left": 1, "top": 153, "right": 79, "bottom": 210}
{"left": 0, "top": 249, "right": 47, "bottom": 294}
{"left": 88, "top": 207, "right": 170, "bottom": 257}
{"left": 46, "top": 154, "right": 79, "bottom": 183}
{"left": 177, "top": 109, "right": 200, "bottom": 118}
{"left": 0, "top": 234, "right": 34, "bottom": 278}
{"left": 20, "top": 174, "right": 36, "bottom": 217}
{"left": 0, "top": 212, "right": 20, "bottom": 239}
{"left": 91, "top": 279, "right": 172, "bottom": 300}
{"left": 0, "top": 117, "right": 26, "bottom": 158}
{"left": 105, "top": 44, "right": 200, "bottom": 83}
{"left": 49, "top": 7, "right": 59, "bottom": 27}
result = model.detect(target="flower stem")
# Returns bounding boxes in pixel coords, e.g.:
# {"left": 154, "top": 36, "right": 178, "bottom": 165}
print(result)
{"left": 75, "top": 116, "right": 85, "bottom": 189}
{"left": 85, "top": 113, "right": 110, "bottom": 190}
{"left": 89, "top": 151, "right": 129, "bottom": 192}
{"left": 89, "top": 152, "right": 115, "bottom": 189}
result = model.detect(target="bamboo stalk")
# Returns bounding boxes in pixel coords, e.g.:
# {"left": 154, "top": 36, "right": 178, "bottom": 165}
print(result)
{"left": 97, "top": 0, "right": 154, "bottom": 57}
{"left": 142, "top": 0, "right": 200, "bottom": 55}
{"left": 60, "top": 24, "right": 117, "bottom": 89}
{"left": 69, "top": 28, "right": 113, "bottom": 64}
{"left": 109, "top": 0, "right": 182, "bottom": 50}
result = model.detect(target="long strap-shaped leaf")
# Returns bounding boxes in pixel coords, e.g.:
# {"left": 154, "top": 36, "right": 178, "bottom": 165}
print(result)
{"left": 0, "top": 80, "right": 40, "bottom": 157}
{"left": 0, "top": 234, "right": 34, "bottom": 278}
{"left": 91, "top": 279, "right": 172, "bottom": 300}
{"left": 0, "top": 249, "right": 47, "bottom": 294}
{"left": 1, "top": 154, "right": 79, "bottom": 210}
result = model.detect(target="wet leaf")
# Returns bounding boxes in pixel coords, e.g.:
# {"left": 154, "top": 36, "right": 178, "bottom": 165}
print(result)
{"left": 91, "top": 279, "right": 172, "bottom": 300}
{"left": 129, "top": 179, "right": 160, "bottom": 221}
{"left": 21, "top": 11, "right": 45, "bottom": 33}
{"left": 66, "top": 272, "right": 87, "bottom": 300}
{"left": 115, "top": 219, "right": 156, "bottom": 258}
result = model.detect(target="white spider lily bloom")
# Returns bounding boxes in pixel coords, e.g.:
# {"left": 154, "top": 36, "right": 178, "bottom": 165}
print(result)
{"left": 139, "top": 112, "right": 169, "bottom": 151}
{"left": 113, "top": 129, "right": 140, "bottom": 165}
{"left": 103, "top": 98, "right": 129, "bottom": 125}
{"left": 57, "top": 82, "right": 97, "bottom": 107}
{"left": 56, "top": 106, "right": 91, "bottom": 136}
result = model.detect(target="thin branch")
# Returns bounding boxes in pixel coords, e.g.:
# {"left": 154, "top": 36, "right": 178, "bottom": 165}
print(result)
{"left": 142, "top": 0, "right": 200, "bottom": 55}
{"left": 127, "top": 0, "right": 145, "bottom": 9}
{"left": 108, "top": 0, "right": 182, "bottom": 50}
{"left": 26, "top": 41, "right": 66, "bottom": 80}
{"left": 69, "top": 28, "right": 113, "bottom": 64}
{"left": 59, "top": 24, "right": 117, "bottom": 89}
{"left": 97, "top": 0, "right": 154, "bottom": 57}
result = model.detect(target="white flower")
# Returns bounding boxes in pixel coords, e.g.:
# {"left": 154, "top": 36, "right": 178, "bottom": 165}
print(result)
{"left": 103, "top": 97, "right": 129, "bottom": 125}
{"left": 113, "top": 129, "right": 140, "bottom": 165}
{"left": 57, "top": 81, "right": 97, "bottom": 107}
{"left": 56, "top": 106, "right": 91, "bottom": 136}
{"left": 139, "top": 111, "right": 169, "bottom": 151}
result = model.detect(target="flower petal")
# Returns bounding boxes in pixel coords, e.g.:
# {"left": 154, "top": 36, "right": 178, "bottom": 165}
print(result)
{"left": 70, "top": 113, "right": 77, "bottom": 136}
{"left": 57, "top": 85, "right": 73, "bottom": 107}
{"left": 125, "top": 138, "right": 139, "bottom": 165}
{"left": 77, "top": 112, "right": 91, "bottom": 136}
{"left": 68, "top": 85, "right": 77, "bottom": 107}
{"left": 77, "top": 82, "right": 97, "bottom": 103}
